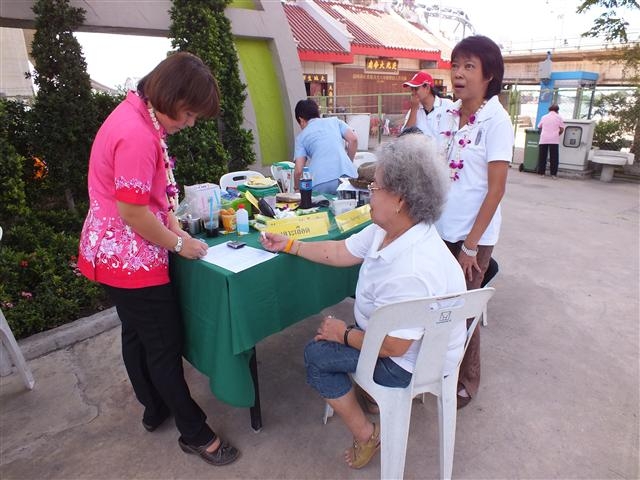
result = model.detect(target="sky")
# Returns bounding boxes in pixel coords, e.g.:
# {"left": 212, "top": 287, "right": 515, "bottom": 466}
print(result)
{"left": 74, "top": 0, "right": 640, "bottom": 89}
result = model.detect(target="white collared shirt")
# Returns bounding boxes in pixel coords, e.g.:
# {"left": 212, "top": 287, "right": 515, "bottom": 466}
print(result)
{"left": 402, "top": 96, "right": 455, "bottom": 144}
{"left": 434, "top": 95, "right": 514, "bottom": 245}
{"left": 345, "top": 223, "right": 467, "bottom": 374}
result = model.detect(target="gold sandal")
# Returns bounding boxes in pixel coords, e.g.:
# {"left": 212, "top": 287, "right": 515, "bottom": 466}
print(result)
{"left": 347, "top": 422, "right": 380, "bottom": 469}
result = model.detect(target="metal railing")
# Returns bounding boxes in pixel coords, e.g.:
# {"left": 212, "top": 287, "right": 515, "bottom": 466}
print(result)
{"left": 308, "top": 84, "right": 636, "bottom": 147}
{"left": 501, "top": 32, "right": 640, "bottom": 56}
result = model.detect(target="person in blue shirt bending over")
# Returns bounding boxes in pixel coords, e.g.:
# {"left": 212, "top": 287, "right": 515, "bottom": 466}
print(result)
{"left": 293, "top": 99, "right": 358, "bottom": 194}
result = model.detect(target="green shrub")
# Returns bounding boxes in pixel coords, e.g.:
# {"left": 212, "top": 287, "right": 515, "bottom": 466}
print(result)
{"left": 593, "top": 119, "right": 631, "bottom": 151}
{"left": 0, "top": 224, "right": 109, "bottom": 339}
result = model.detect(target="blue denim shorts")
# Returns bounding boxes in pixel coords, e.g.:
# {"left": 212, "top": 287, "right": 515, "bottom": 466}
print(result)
{"left": 304, "top": 338, "right": 412, "bottom": 399}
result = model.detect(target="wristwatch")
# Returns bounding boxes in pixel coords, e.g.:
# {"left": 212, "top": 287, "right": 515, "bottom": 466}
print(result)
{"left": 174, "top": 236, "right": 183, "bottom": 253}
{"left": 460, "top": 243, "right": 477, "bottom": 257}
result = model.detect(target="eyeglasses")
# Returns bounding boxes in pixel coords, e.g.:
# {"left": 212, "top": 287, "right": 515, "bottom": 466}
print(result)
{"left": 367, "top": 182, "right": 385, "bottom": 193}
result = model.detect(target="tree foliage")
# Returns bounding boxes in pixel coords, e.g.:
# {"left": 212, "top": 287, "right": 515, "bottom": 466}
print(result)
{"left": 0, "top": 100, "right": 29, "bottom": 225}
{"left": 577, "top": 0, "right": 640, "bottom": 43}
{"left": 29, "top": 0, "right": 96, "bottom": 212}
{"left": 578, "top": 0, "right": 640, "bottom": 155}
{"left": 168, "top": 0, "right": 255, "bottom": 189}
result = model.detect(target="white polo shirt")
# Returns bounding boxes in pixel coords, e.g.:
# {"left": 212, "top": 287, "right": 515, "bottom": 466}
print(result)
{"left": 402, "top": 96, "right": 455, "bottom": 145}
{"left": 435, "top": 95, "right": 513, "bottom": 245}
{"left": 345, "top": 222, "right": 467, "bottom": 375}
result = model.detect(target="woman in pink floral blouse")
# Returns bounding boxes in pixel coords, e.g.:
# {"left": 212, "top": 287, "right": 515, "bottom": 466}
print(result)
{"left": 78, "top": 52, "right": 239, "bottom": 466}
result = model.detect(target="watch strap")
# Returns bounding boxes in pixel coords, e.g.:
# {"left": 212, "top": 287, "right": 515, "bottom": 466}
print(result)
{"left": 461, "top": 243, "right": 477, "bottom": 257}
{"left": 174, "top": 236, "right": 183, "bottom": 253}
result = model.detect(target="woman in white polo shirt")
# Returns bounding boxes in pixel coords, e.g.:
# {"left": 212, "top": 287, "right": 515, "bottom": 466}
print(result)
{"left": 434, "top": 35, "right": 513, "bottom": 408}
{"left": 260, "top": 133, "right": 466, "bottom": 470}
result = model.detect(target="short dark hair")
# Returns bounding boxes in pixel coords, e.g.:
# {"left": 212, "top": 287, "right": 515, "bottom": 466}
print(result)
{"left": 138, "top": 52, "right": 220, "bottom": 120}
{"left": 451, "top": 35, "right": 504, "bottom": 99}
{"left": 295, "top": 99, "right": 321, "bottom": 123}
{"left": 549, "top": 104, "right": 560, "bottom": 112}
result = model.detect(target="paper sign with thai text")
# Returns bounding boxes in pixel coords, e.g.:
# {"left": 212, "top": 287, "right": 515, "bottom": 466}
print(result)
{"left": 265, "top": 212, "right": 329, "bottom": 239}
{"left": 334, "top": 204, "right": 371, "bottom": 232}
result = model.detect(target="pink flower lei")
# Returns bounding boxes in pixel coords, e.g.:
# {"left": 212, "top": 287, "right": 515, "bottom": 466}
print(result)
{"left": 440, "top": 100, "right": 488, "bottom": 181}
{"left": 147, "top": 105, "right": 180, "bottom": 212}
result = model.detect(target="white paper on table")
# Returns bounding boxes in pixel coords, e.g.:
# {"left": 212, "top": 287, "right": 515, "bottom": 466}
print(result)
{"left": 201, "top": 243, "right": 278, "bottom": 273}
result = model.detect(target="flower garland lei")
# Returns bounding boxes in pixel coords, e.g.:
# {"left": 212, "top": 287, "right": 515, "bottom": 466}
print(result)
{"left": 440, "top": 100, "right": 488, "bottom": 181}
{"left": 147, "top": 105, "right": 179, "bottom": 212}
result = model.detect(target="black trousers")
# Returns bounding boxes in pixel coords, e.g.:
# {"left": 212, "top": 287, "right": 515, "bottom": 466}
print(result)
{"left": 104, "top": 283, "right": 214, "bottom": 447}
{"left": 537, "top": 143, "right": 559, "bottom": 176}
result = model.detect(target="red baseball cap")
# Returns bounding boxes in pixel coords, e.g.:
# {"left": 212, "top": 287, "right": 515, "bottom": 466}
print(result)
{"left": 403, "top": 71, "right": 434, "bottom": 88}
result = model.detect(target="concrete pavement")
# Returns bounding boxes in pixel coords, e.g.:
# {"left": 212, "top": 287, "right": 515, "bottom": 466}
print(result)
{"left": 1, "top": 167, "right": 638, "bottom": 479}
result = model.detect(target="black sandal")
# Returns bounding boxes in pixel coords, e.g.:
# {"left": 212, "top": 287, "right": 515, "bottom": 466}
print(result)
{"left": 178, "top": 435, "right": 240, "bottom": 466}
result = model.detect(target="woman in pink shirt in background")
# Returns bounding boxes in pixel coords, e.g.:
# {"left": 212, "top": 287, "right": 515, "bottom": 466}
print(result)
{"left": 78, "top": 52, "right": 239, "bottom": 466}
{"left": 537, "top": 104, "right": 565, "bottom": 178}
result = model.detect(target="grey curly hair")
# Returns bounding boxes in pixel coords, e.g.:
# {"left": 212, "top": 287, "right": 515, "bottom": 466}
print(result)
{"left": 375, "top": 134, "right": 450, "bottom": 225}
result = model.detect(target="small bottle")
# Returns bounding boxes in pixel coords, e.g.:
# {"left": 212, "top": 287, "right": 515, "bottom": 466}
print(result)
{"left": 300, "top": 166, "right": 313, "bottom": 209}
{"left": 236, "top": 204, "right": 250, "bottom": 235}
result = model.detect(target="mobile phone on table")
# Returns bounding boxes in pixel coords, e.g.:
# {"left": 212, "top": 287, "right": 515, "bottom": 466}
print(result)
{"left": 226, "top": 241, "right": 246, "bottom": 249}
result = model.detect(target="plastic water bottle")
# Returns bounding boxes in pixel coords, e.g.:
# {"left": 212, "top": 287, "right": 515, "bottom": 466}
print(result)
{"left": 236, "top": 204, "right": 249, "bottom": 235}
{"left": 300, "top": 166, "right": 313, "bottom": 209}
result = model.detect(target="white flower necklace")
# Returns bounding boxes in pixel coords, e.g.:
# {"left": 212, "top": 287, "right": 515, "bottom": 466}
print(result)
{"left": 440, "top": 99, "right": 488, "bottom": 181}
{"left": 147, "top": 104, "right": 179, "bottom": 212}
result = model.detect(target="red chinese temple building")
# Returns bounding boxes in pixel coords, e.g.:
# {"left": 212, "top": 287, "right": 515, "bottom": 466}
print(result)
{"left": 283, "top": 0, "right": 452, "bottom": 113}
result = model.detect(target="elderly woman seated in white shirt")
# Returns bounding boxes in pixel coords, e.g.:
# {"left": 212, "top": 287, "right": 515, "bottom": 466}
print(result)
{"left": 259, "top": 134, "right": 466, "bottom": 471}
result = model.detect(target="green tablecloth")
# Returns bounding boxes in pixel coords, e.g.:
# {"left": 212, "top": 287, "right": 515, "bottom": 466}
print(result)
{"left": 236, "top": 183, "right": 280, "bottom": 198}
{"left": 170, "top": 214, "right": 366, "bottom": 407}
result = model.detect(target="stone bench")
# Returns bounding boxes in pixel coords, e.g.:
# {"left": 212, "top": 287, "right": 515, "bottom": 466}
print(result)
{"left": 588, "top": 150, "right": 635, "bottom": 182}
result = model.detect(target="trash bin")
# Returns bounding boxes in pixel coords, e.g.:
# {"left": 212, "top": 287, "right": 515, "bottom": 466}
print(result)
{"left": 520, "top": 128, "right": 540, "bottom": 173}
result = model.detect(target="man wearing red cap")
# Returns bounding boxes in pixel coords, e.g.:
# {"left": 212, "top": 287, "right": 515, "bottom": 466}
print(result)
{"left": 402, "top": 71, "right": 453, "bottom": 142}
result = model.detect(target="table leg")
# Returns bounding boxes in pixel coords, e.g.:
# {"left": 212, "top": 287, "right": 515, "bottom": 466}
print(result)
{"left": 249, "top": 348, "right": 262, "bottom": 432}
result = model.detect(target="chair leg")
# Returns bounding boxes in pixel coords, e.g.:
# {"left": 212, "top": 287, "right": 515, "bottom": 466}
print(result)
{"left": 378, "top": 393, "right": 413, "bottom": 480}
{"left": 438, "top": 376, "right": 458, "bottom": 480}
{"left": 322, "top": 403, "right": 334, "bottom": 424}
{"left": 0, "top": 310, "right": 35, "bottom": 390}
{"left": 481, "top": 304, "right": 488, "bottom": 327}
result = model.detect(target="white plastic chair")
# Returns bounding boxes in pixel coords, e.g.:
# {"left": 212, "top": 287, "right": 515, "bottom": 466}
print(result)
{"left": 270, "top": 161, "right": 295, "bottom": 193}
{"left": 353, "top": 151, "right": 377, "bottom": 168}
{"left": 0, "top": 226, "right": 35, "bottom": 390}
{"left": 480, "top": 258, "right": 499, "bottom": 327}
{"left": 219, "top": 170, "right": 265, "bottom": 190}
{"left": 324, "top": 288, "right": 494, "bottom": 480}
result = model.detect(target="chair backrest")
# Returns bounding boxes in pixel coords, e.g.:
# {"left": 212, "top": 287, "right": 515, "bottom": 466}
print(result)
{"left": 270, "top": 161, "right": 295, "bottom": 193}
{"left": 354, "top": 288, "right": 495, "bottom": 396}
{"left": 353, "top": 151, "right": 377, "bottom": 168}
{"left": 219, "top": 170, "right": 265, "bottom": 190}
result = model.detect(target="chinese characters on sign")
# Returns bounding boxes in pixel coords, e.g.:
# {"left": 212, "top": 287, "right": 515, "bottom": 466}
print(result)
{"left": 303, "top": 73, "right": 328, "bottom": 83}
{"left": 364, "top": 58, "right": 399, "bottom": 74}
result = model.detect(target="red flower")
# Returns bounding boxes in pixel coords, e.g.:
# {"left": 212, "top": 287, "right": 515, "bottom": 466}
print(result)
{"left": 20, "top": 260, "right": 28, "bottom": 268}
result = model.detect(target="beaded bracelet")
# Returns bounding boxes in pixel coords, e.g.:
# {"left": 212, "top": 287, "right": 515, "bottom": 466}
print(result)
{"left": 283, "top": 238, "right": 294, "bottom": 253}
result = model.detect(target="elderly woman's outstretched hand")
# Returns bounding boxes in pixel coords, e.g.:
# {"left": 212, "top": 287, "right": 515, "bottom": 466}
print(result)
{"left": 258, "top": 232, "right": 291, "bottom": 252}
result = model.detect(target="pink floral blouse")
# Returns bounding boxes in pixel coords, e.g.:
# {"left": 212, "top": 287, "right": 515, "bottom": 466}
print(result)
{"left": 78, "top": 91, "right": 171, "bottom": 288}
